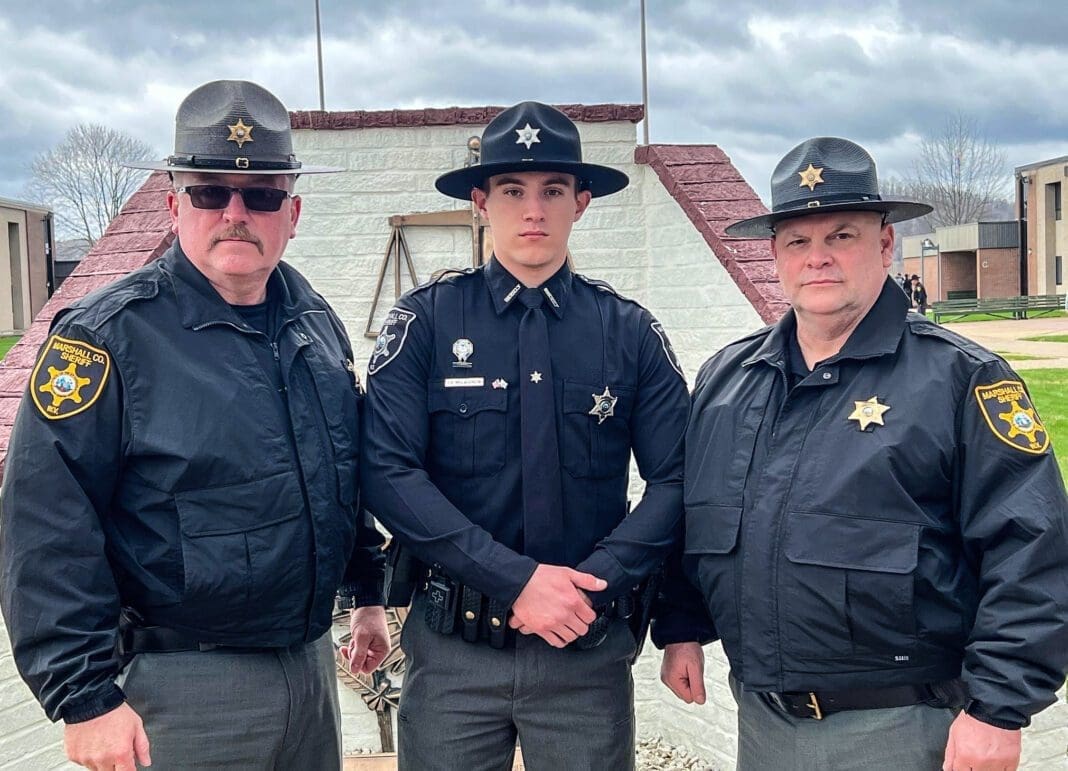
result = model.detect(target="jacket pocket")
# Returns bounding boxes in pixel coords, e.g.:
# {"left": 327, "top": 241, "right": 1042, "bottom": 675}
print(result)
{"left": 427, "top": 383, "right": 507, "bottom": 476}
{"left": 782, "top": 511, "right": 919, "bottom": 657}
{"left": 175, "top": 471, "right": 306, "bottom": 615}
{"left": 305, "top": 347, "right": 361, "bottom": 462}
{"left": 684, "top": 504, "right": 743, "bottom": 652}
{"left": 561, "top": 380, "right": 634, "bottom": 479}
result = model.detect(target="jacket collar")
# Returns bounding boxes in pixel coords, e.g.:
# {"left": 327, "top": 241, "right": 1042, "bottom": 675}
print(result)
{"left": 745, "top": 277, "right": 908, "bottom": 369}
{"left": 161, "top": 240, "right": 318, "bottom": 330}
{"left": 484, "top": 255, "right": 572, "bottom": 319}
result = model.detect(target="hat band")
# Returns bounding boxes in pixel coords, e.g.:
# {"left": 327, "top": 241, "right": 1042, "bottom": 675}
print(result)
{"left": 166, "top": 154, "right": 302, "bottom": 172}
{"left": 775, "top": 191, "right": 884, "bottom": 212}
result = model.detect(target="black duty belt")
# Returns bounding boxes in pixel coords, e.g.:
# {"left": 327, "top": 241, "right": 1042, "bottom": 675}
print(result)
{"left": 766, "top": 679, "right": 966, "bottom": 720}
{"left": 420, "top": 566, "right": 627, "bottom": 651}
{"left": 120, "top": 624, "right": 275, "bottom": 657}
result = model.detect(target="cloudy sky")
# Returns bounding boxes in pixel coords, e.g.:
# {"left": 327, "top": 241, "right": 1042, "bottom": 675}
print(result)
{"left": 1, "top": 0, "right": 1064, "bottom": 204}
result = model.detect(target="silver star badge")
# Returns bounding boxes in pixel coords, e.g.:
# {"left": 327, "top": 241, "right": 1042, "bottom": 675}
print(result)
{"left": 530, "top": 371, "right": 543, "bottom": 384}
{"left": 515, "top": 123, "right": 541, "bottom": 149}
{"left": 589, "top": 386, "right": 618, "bottom": 424}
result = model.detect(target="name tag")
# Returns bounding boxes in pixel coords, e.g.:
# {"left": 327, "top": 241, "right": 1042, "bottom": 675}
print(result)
{"left": 444, "top": 377, "right": 484, "bottom": 388}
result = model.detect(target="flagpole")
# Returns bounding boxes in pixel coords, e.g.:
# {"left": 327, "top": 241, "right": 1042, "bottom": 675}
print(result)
{"left": 640, "top": 0, "right": 649, "bottom": 145}
{"left": 315, "top": 0, "right": 326, "bottom": 110}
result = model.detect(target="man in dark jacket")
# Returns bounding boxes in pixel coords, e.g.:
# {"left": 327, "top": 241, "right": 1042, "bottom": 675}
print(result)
{"left": 655, "top": 137, "right": 1068, "bottom": 771}
{"left": 0, "top": 80, "right": 389, "bottom": 770}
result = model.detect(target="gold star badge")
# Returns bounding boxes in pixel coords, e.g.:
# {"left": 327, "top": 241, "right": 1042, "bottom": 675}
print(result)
{"left": 227, "top": 119, "right": 254, "bottom": 148}
{"left": 848, "top": 396, "right": 890, "bottom": 431}
{"left": 798, "top": 163, "right": 824, "bottom": 191}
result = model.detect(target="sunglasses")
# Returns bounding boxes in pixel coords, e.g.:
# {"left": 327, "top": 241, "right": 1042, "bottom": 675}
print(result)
{"left": 177, "top": 185, "right": 292, "bottom": 212}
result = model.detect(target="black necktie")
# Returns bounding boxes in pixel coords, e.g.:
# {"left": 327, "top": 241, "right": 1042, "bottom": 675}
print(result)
{"left": 518, "top": 287, "right": 564, "bottom": 563}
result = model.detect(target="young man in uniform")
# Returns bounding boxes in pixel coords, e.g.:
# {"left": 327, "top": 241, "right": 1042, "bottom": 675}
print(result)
{"left": 362, "top": 101, "right": 689, "bottom": 770}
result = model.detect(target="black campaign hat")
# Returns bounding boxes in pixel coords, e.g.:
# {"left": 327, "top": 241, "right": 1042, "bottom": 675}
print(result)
{"left": 435, "top": 101, "right": 629, "bottom": 200}
{"left": 724, "top": 137, "right": 931, "bottom": 238}
{"left": 126, "top": 80, "right": 340, "bottom": 175}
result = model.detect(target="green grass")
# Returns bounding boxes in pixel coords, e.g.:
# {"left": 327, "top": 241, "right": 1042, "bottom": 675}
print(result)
{"left": 942, "top": 310, "right": 1067, "bottom": 324}
{"left": 1020, "top": 369, "right": 1068, "bottom": 482}
{"left": 0, "top": 335, "right": 20, "bottom": 360}
{"left": 1021, "top": 334, "right": 1068, "bottom": 343}
{"left": 995, "top": 352, "right": 1055, "bottom": 362}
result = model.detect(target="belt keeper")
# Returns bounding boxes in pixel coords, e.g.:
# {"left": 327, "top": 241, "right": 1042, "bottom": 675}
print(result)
{"left": 486, "top": 598, "right": 508, "bottom": 649}
{"left": 461, "top": 586, "right": 482, "bottom": 643}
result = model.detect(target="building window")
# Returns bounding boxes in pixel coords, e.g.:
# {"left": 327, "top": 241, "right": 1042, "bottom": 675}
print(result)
{"left": 1049, "top": 182, "right": 1062, "bottom": 221}
{"left": 1057, "top": 255, "right": 1063, "bottom": 285}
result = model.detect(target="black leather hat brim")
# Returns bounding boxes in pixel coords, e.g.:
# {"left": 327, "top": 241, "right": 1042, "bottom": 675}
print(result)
{"left": 124, "top": 160, "right": 342, "bottom": 175}
{"left": 724, "top": 200, "right": 933, "bottom": 238}
{"left": 435, "top": 160, "right": 629, "bottom": 200}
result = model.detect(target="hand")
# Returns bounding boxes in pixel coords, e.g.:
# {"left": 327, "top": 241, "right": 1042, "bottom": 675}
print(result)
{"left": 64, "top": 702, "right": 151, "bottom": 770}
{"left": 660, "top": 642, "right": 706, "bottom": 705}
{"left": 508, "top": 564, "right": 606, "bottom": 648}
{"left": 343, "top": 605, "right": 391, "bottom": 674}
{"left": 942, "top": 711, "right": 1021, "bottom": 771}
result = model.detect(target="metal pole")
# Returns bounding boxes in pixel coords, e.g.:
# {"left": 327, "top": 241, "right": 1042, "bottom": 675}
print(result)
{"left": 315, "top": 0, "right": 326, "bottom": 110}
{"left": 640, "top": 0, "right": 649, "bottom": 145}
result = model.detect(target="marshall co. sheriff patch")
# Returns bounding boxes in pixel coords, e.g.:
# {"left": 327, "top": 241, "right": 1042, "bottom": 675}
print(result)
{"left": 974, "top": 379, "right": 1050, "bottom": 455}
{"left": 368, "top": 308, "right": 417, "bottom": 376}
{"left": 30, "top": 335, "right": 111, "bottom": 420}
{"left": 651, "top": 322, "right": 685, "bottom": 379}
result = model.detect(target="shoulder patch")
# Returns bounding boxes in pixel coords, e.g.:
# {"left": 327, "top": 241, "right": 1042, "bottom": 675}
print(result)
{"left": 30, "top": 334, "right": 112, "bottom": 420}
{"left": 651, "top": 321, "right": 685, "bottom": 379}
{"left": 973, "top": 379, "right": 1050, "bottom": 455}
{"left": 368, "top": 308, "right": 417, "bottom": 376}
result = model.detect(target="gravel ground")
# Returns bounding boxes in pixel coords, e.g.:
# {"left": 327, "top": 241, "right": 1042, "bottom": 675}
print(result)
{"left": 636, "top": 735, "right": 718, "bottom": 770}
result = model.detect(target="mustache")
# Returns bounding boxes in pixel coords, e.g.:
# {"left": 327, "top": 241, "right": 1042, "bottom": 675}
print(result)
{"left": 211, "top": 225, "right": 264, "bottom": 254}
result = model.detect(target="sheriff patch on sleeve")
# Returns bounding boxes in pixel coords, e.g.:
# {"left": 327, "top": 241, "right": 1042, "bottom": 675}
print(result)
{"left": 651, "top": 321, "right": 685, "bottom": 379}
{"left": 368, "top": 308, "right": 417, "bottom": 376}
{"left": 974, "top": 379, "right": 1050, "bottom": 455}
{"left": 30, "top": 334, "right": 111, "bottom": 420}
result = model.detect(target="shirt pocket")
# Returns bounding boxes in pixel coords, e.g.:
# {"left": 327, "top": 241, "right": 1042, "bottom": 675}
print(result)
{"left": 560, "top": 380, "right": 634, "bottom": 479}
{"left": 174, "top": 471, "right": 307, "bottom": 616}
{"left": 427, "top": 383, "right": 507, "bottom": 477}
{"left": 683, "top": 504, "right": 743, "bottom": 653}
{"left": 782, "top": 511, "right": 919, "bottom": 658}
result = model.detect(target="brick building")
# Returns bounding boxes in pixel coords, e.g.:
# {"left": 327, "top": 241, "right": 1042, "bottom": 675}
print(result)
{"left": 1017, "top": 155, "right": 1068, "bottom": 296}
{"left": 901, "top": 221, "right": 1020, "bottom": 301}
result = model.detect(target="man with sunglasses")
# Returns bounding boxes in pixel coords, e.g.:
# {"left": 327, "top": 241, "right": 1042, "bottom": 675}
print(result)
{"left": 0, "top": 80, "right": 388, "bottom": 770}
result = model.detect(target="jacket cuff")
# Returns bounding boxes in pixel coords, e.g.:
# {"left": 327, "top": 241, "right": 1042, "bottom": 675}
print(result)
{"left": 337, "top": 576, "right": 385, "bottom": 609}
{"left": 965, "top": 700, "right": 1028, "bottom": 730}
{"left": 650, "top": 610, "right": 716, "bottom": 649}
{"left": 60, "top": 684, "right": 126, "bottom": 724}
{"left": 574, "top": 549, "right": 627, "bottom": 605}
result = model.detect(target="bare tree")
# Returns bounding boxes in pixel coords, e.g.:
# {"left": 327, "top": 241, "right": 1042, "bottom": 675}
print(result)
{"left": 906, "top": 113, "right": 1009, "bottom": 227}
{"left": 25, "top": 124, "right": 155, "bottom": 246}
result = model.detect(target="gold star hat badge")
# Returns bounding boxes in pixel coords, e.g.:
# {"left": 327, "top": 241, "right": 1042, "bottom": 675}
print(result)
{"left": 30, "top": 335, "right": 112, "bottom": 420}
{"left": 227, "top": 118, "right": 254, "bottom": 148}
{"left": 848, "top": 396, "right": 890, "bottom": 431}
{"left": 974, "top": 379, "right": 1050, "bottom": 454}
{"left": 798, "top": 163, "right": 824, "bottom": 191}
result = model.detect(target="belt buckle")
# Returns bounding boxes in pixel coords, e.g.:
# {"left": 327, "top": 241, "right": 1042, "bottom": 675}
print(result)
{"left": 806, "top": 692, "right": 823, "bottom": 720}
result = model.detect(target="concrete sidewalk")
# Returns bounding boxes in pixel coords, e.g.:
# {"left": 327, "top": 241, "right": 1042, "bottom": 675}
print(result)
{"left": 941, "top": 315, "right": 1068, "bottom": 369}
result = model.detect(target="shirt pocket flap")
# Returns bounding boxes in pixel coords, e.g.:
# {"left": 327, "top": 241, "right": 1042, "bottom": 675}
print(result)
{"left": 683, "top": 504, "right": 742, "bottom": 554}
{"left": 176, "top": 471, "right": 303, "bottom": 538}
{"left": 562, "top": 380, "right": 634, "bottom": 420}
{"left": 784, "top": 512, "right": 919, "bottom": 574}
{"left": 427, "top": 383, "right": 507, "bottom": 419}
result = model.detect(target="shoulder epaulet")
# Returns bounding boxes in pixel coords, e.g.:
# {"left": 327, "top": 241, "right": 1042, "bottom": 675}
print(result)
{"left": 55, "top": 263, "right": 163, "bottom": 332}
{"left": 574, "top": 273, "right": 645, "bottom": 309}
{"left": 408, "top": 267, "right": 478, "bottom": 296}
{"left": 906, "top": 315, "right": 998, "bottom": 365}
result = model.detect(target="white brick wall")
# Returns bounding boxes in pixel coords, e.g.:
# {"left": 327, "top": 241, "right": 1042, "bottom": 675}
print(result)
{"left": 1, "top": 116, "right": 1063, "bottom": 767}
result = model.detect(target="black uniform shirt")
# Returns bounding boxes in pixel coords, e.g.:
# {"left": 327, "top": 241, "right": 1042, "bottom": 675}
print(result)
{"left": 362, "top": 257, "right": 689, "bottom": 606}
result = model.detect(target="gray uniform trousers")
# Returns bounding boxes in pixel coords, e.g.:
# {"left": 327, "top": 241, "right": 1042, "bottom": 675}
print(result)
{"left": 118, "top": 632, "right": 341, "bottom": 770}
{"left": 398, "top": 592, "right": 636, "bottom": 771}
{"left": 730, "top": 675, "right": 959, "bottom": 771}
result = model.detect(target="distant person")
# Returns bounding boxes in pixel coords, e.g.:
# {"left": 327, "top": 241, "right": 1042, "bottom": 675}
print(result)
{"left": 911, "top": 274, "right": 928, "bottom": 316}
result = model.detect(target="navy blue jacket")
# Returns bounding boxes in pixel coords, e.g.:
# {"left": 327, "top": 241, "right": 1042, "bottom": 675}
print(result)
{"left": 0, "top": 243, "right": 384, "bottom": 723}
{"left": 361, "top": 258, "right": 688, "bottom": 606}
{"left": 658, "top": 279, "right": 1068, "bottom": 729}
